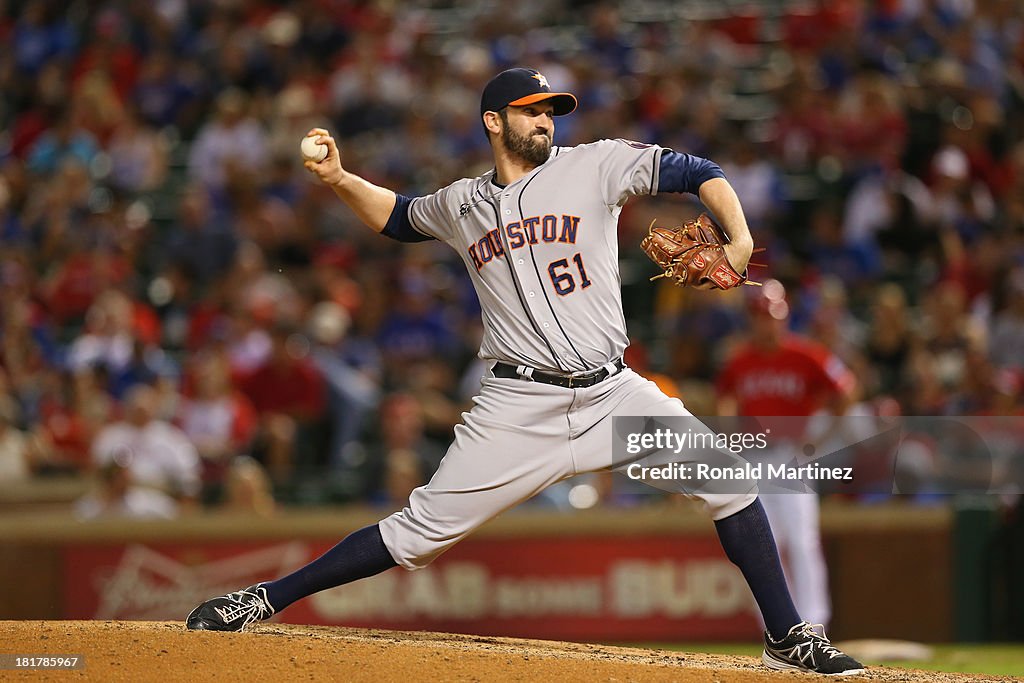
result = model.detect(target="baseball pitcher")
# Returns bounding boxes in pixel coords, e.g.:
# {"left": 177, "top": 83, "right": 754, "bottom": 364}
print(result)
{"left": 186, "top": 68, "right": 864, "bottom": 675}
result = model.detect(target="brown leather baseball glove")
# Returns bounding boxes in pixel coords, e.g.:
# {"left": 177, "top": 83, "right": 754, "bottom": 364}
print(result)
{"left": 641, "top": 212, "right": 750, "bottom": 289}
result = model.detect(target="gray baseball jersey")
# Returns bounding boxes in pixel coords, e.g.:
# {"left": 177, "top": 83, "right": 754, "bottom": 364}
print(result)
{"left": 407, "top": 139, "right": 663, "bottom": 373}
{"left": 377, "top": 139, "right": 756, "bottom": 570}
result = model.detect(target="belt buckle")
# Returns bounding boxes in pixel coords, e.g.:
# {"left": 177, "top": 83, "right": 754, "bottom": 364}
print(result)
{"left": 566, "top": 371, "right": 590, "bottom": 389}
{"left": 569, "top": 368, "right": 600, "bottom": 388}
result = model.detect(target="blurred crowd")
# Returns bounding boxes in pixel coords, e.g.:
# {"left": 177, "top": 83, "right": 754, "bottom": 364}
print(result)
{"left": 0, "top": 0, "right": 1022, "bottom": 516}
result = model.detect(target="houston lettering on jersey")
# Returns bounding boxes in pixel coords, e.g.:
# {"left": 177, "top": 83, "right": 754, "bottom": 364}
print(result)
{"left": 468, "top": 214, "right": 581, "bottom": 270}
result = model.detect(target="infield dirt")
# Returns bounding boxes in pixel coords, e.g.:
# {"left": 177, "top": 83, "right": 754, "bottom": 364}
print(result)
{"left": 0, "top": 621, "right": 1017, "bottom": 682}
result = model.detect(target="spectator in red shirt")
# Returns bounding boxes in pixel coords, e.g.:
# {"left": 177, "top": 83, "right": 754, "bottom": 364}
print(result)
{"left": 239, "top": 321, "right": 326, "bottom": 485}
{"left": 717, "top": 280, "right": 856, "bottom": 629}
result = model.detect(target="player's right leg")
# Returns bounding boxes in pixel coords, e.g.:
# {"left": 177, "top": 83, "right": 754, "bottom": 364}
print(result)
{"left": 186, "top": 373, "right": 574, "bottom": 631}
{"left": 760, "top": 491, "right": 832, "bottom": 628}
{"left": 571, "top": 370, "right": 863, "bottom": 674}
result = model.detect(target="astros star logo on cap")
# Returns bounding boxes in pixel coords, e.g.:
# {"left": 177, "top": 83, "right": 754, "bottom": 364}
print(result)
{"left": 532, "top": 72, "right": 549, "bottom": 88}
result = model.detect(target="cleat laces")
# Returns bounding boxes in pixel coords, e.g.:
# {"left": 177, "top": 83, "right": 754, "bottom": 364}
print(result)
{"left": 798, "top": 623, "right": 844, "bottom": 660}
{"left": 212, "top": 586, "right": 273, "bottom": 631}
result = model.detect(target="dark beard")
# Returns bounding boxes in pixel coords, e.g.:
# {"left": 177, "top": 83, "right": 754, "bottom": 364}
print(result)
{"left": 501, "top": 123, "right": 552, "bottom": 167}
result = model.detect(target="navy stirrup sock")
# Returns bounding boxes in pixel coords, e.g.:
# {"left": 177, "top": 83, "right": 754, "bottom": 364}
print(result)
{"left": 714, "top": 498, "right": 801, "bottom": 641}
{"left": 262, "top": 524, "right": 398, "bottom": 612}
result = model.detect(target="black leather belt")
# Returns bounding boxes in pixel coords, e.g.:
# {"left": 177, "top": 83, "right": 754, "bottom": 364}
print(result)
{"left": 492, "top": 358, "right": 625, "bottom": 389}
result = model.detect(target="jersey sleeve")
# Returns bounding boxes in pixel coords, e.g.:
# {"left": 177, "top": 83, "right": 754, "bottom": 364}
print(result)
{"left": 657, "top": 151, "right": 726, "bottom": 195}
{"left": 407, "top": 184, "right": 461, "bottom": 242}
{"left": 594, "top": 138, "right": 665, "bottom": 207}
{"left": 382, "top": 194, "right": 435, "bottom": 243}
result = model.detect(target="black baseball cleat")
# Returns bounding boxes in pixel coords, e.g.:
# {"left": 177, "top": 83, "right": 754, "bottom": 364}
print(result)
{"left": 186, "top": 584, "right": 275, "bottom": 632}
{"left": 762, "top": 622, "right": 866, "bottom": 676}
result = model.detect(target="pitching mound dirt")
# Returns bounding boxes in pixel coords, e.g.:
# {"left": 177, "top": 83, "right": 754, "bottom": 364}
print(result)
{"left": 0, "top": 621, "right": 1014, "bottom": 682}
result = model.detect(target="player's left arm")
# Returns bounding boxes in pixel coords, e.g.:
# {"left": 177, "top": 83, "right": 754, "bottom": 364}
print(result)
{"left": 603, "top": 141, "right": 753, "bottom": 271}
{"left": 655, "top": 150, "right": 753, "bottom": 272}
{"left": 697, "top": 178, "right": 755, "bottom": 273}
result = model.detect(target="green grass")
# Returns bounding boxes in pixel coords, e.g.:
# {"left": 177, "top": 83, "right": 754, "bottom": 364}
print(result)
{"left": 893, "top": 645, "right": 1024, "bottom": 677}
{"left": 623, "top": 643, "right": 1024, "bottom": 678}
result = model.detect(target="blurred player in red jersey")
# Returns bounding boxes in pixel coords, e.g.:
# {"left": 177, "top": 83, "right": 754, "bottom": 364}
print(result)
{"left": 716, "top": 280, "right": 857, "bottom": 628}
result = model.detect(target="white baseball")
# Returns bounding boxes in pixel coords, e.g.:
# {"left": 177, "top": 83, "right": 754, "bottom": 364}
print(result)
{"left": 301, "top": 135, "right": 329, "bottom": 163}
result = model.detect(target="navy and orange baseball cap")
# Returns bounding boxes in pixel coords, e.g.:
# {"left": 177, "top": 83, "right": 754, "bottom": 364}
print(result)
{"left": 480, "top": 68, "right": 578, "bottom": 117}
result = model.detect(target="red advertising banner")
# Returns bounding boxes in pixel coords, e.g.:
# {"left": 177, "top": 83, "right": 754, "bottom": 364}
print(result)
{"left": 63, "top": 536, "right": 760, "bottom": 641}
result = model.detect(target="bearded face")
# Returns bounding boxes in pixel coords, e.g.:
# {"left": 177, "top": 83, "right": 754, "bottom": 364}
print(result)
{"left": 499, "top": 108, "right": 552, "bottom": 166}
